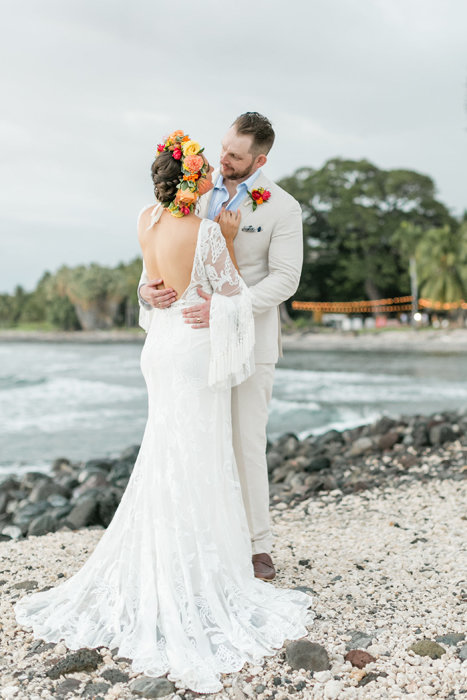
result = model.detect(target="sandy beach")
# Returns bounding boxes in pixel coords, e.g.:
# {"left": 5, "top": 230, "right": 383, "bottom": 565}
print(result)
{"left": 1, "top": 477, "right": 466, "bottom": 699}
{"left": 1, "top": 327, "right": 467, "bottom": 353}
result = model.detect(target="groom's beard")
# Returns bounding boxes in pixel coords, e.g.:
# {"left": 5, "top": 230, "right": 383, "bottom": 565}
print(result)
{"left": 220, "top": 161, "right": 255, "bottom": 182}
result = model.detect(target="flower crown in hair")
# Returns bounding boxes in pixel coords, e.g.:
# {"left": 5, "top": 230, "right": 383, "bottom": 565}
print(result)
{"left": 155, "top": 130, "right": 208, "bottom": 217}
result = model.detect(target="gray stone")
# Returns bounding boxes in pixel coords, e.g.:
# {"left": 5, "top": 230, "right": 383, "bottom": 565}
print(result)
{"left": 285, "top": 640, "right": 330, "bottom": 671}
{"left": 12, "top": 579, "right": 38, "bottom": 590}
{"left": 254, "top": 685, "right": 266, "bottom": 694}
{"left": 119, "top": 445, "right": 140, "bottom": 462}
{"left": 55, "top": 678, "right": 82, "bottom": 694}
{"left": 347, "top": 437, "right": 374, "bottom": 457}
{"left": 429, "top": 423, "right": 456, "bottom": 445}
{"left": 82, "top": 681, "right": 111, "bottom": 696}
{"left": 408, "top": 639, "right": 446, "bottom": 659}
{"left": 266, "top": 450, "right": 283, "bottom": 471}
{"left": 130, "top": 676, "right": 176, "bottom": 698}
{"left": 97, "top": 491, "right": 120, "bottom": 527}
{"left": 345, "top": 630, "right": 373, "bottom": 650}
{"left": 101, "top": 668, "right": 130, "bottom": 684}
{"left": 13, "top": 501, "right": 48, "bottom": 527}
{"left": 28, "top": 512, "right": 58, "bottom": 537}
{"left": 29, "top": 480, "right": 69, "bottom": 503}
{"left": 66, "top": 497, "right": 99, "bottom": 529}
{"left": 458, "top": 643, "right": 467, "bottom": 661}
{"left": 435, "top": 633, "right": 465, "bottom": 646}
{"left": 412, "top": 423, "right": 429, "bottom": 447}
{"left": 46, "top": 648, "right": 102, "bottom": 678}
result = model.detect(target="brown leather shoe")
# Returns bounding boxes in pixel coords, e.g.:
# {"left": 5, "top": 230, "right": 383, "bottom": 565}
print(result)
{"left": 252, "top": 553, "right": 276, "bottom": 581}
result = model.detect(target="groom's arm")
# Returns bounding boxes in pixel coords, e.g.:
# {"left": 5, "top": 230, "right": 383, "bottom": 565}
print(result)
{"left": 248, "top": 201, "right": 303, "bottom": 315}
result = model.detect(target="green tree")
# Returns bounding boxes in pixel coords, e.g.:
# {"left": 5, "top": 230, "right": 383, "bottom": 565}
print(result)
{"left": 278, "top": 159, "right": 454, "bottom": 306}
{"left": 416, "top": 224, "right": 467, "bottom": 304}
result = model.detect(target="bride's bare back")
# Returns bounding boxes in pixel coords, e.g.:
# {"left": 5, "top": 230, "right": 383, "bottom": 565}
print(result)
{"left": 138, "top": 206, "right": 201, "bottom": 297}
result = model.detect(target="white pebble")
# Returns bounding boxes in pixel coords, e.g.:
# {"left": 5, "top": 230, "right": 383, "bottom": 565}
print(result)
{"left": 324, "top": 679, "right": 343, "bottom": 699}
{"left": 314, "top": 670, "right": 332, "bottom": 683}
{"left": 1, "top": 687, "right": 19, "bottom": 700}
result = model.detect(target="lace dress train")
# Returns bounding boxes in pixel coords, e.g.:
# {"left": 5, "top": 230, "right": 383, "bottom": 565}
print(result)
{"left": 14, "top": 215, "right": 313, "bottom": 694}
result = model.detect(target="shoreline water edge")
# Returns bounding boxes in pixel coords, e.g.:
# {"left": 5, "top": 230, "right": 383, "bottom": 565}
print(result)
{"left": 1, "top": 407, "right": 465, "bottom": 542}
{"left": 1, "top": 327, "right": 467, "bottom": 353}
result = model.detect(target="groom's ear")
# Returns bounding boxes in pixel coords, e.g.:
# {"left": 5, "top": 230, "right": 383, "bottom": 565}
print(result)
{"left": 255, "top": 154, "right": 267, "bottom": 169}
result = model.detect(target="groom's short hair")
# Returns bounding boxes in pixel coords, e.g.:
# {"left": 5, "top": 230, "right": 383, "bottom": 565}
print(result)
{"left": 232, "top": 112, "right": 275, "bottom": 156}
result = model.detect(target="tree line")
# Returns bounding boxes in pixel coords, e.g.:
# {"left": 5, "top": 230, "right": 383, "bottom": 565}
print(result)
{"left": 1, "top": 157, "right": 466, "bottom": 331}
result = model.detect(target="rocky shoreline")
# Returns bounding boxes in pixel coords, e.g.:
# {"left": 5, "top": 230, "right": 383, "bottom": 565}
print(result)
{"left": 1, "top": 408, "right": 466, "bottom": 542}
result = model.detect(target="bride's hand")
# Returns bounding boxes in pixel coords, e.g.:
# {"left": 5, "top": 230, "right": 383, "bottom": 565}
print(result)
{"left": 216, "top": 208, "right": 241, "bottom": 244}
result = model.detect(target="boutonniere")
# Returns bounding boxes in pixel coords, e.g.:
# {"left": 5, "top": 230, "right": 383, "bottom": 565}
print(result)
{"left": 247, "top": 187, "right": 271, "bottom": 211}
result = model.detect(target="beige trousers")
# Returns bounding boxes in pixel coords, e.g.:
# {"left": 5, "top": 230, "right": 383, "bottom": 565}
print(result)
{"left": 231, "top": 363, "right": 275, "bottom": 555}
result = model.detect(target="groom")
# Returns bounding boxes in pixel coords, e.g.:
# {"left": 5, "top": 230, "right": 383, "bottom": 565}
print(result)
{"left": 139, "top": 112, "right": 303, "bottom": 581}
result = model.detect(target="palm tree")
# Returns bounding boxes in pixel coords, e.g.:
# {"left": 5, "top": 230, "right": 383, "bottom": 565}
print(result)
{"left": 416, "top": 224, "right": 467, "bottom": 306}
{"left": 392, "top": 221, "right": 424, "bottom": 324}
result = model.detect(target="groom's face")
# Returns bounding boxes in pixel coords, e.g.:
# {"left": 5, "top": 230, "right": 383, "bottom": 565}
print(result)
{"left": 220, "top": 127, "right": 258, "bottom": 181}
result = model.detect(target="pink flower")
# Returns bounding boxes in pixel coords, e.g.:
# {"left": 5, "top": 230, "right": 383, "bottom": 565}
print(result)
{"left": 252, "top": 190, "right": 262, "bottom": 201}
{"left": 262, "top": 189, "right": 271, "bottom": 201}
{"left": 173, "top": 148, "right": 182, "bottom": 160}
{"left": 180, "top": 205, "right": 190, "bottom": 216}
{"left": 157, "top": 143, "right": 165, "bottom": 152}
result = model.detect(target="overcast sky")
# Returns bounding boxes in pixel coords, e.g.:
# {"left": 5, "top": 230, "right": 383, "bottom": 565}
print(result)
{"left": 1, "top": 0, "right": 466, "bottom": 293}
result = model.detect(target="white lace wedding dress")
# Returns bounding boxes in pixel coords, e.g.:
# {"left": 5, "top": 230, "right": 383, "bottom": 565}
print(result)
{"left": 15, "top": 207, "right": 313, "bottom": 694}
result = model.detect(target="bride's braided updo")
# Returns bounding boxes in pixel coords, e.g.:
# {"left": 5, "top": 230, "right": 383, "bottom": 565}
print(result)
{"left": 151, "top": 151, "right": 182, "bottom": 205}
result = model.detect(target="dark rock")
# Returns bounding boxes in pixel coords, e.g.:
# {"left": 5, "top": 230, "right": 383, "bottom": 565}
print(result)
{"left": 370, "top": 416, "right": 397, "bottom": 435}
{"left": 254, "top": 684, "right": 266, "bottom": 693}
{"left": 74, "top": 473, "right": 109, "bottom": 498}
{"left": 20, "top": 471, "right": 51, "bottom": 490}
{"left": 97, "top": 491, "right": 120, "bottom": 527}
{"left": 66, "top": 497, "right": 99, "bottom": 529}
{"left": 82, "top": 681, "right": 111, "bottom": 696}
{"left": 12, "top": 579, "right": 38, "bottom": 590}
{"left": 84, "top": 457, "right": 115, "bottom": 472}
{"left": 0, "top": 476, "right": 20, "bottom": 491}
{"left": 101, "top": 668, "right": 130, "bottom": 684}
{"left": 266, "top": 451, "right": 283, "bottom": 471}
{"left": 273, "top": 676, "right": 282, "bottom": 685}
{"left": 47, "top": 494, "right": 69, "bottom": 508}
{"left": 46, "top": 648, "right": 102, "bottom": 678}
{"left": 408, "top": 639, "right": 446, "bottom": 658}
{"left": 0, "top": 491, "right": 11, "bottom": 515}
{"left": 315, "top": 429, "right": 344, "bottom": 446}
{"left": 412, "top": 422, "right": 429, "bottom": 447}
{"left": 305, "top": 456, "right": 331, "bottom": 472}
{"left": 345, "top": 630, "right": 373, "bottom": 650}
{"left": 285, "top": 640, "right": 330, "bottom": 671}
{"left": 28, "top": 513, "right": 58, "bottom": 537}
{"left": 435, "top": 633, "right": 465, "bottom": 646}
{"left": 344, "top": 649, "right": 376, "bottom": 668}
{"left": 13, "top": 501, "right": 49, "bottom": 528}
{"left": 130, "top": 676, "right": 176, "bottom": 698}
{"left": 429, "top": 423, "right": 456, "bottom": 445}
{"left": 109, "top": 461, "right": 133, "bottom": 483}
{"left": 119, "top": 445, "right": 140, "bottom": 462}
{"left": 378, "top": 431, "right": 400, "bottom": 451}
{"left": 294, "top": 681, "right": 307, "bottom": 691}
{"left": 357, "top": 671, "right": 388, "bottom": 687}
{"left": 55, "top": 678, "right": 82, "bottom": 695}
{"left": 459, "top": 643, "right": 467, "bottom": 661}
{"left": 29, "top": 480, "right": 70, "bottom": 503}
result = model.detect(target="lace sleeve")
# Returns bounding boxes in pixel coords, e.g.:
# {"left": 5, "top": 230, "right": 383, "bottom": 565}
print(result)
{"left": 200, "top": 222, "right": 255, "bottom": 390}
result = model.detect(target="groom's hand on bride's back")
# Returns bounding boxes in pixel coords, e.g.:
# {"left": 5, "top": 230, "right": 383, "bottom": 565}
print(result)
{"left": 140, "top": 279, "right": 177, "bottom": 309}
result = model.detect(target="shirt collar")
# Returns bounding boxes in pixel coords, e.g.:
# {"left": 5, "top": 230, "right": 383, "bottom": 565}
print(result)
{"left": 214, "top": 168, "right": 262, "bottom": 192}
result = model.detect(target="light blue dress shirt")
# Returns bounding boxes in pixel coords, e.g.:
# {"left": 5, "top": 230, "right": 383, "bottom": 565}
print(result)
{"left": 207, "top": 169, "right": 261, "bottom": 220}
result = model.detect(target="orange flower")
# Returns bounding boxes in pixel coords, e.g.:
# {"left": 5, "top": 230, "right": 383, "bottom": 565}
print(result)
{"left": 174, "top": 189, "right": 198, "bottom": 206}
{"left": 182, "top": 135, "right": 190, "bottom": 142}
{"left": 184, "top": 154, "right": 204, "bottom": 173}
{"left": 169, "top": 130, "right": 184, "bottom": 141}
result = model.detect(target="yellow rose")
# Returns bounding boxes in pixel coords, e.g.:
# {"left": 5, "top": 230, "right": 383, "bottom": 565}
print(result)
{"left": 182, "top": 140, "right": 201, "bottom": 156}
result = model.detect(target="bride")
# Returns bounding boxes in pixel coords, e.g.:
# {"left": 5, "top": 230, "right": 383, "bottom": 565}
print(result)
{"left": 14, "top": 131, "right": 313, "bottom": 694}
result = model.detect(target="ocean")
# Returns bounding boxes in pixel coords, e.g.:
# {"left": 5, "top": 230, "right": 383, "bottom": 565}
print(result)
{"left": 1, "top": 341, "right": 467, "bottom": 477}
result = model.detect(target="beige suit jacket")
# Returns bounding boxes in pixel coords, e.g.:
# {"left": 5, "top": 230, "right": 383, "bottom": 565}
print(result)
{"left": 138, "top": 170, "right": 303, "bottom": 364}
